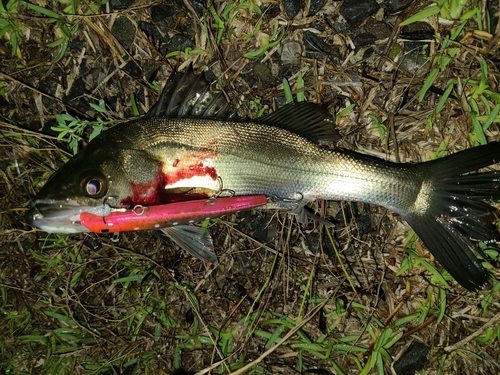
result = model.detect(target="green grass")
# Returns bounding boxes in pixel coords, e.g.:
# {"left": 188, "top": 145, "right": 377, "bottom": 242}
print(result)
{"left": 2, "top": 0, "right": 500, "bottom": 373}
{"left": 1, "top": 0, "right": 108, "bottom": 63}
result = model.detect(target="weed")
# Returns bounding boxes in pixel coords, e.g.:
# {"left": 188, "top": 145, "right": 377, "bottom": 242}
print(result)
{"left": 0, "top": 0, "right": 109, "bottom": 63}
{"left": 207, "top": 0, "right": 284, "bottom": 59}
{"left": 249, "top": 96, "right": 266, "bottom": 118}
{"left": 369, "top": 114, "right": 388, "bottom": 141}
{"left": 51, "top": 99, "right": 112, "bottom": 154}
{"left": 403, "top": 1, "right": 500, "bottom": 145}
{"left": 0, "top": 0, "right": 22, "bottom": 57}
{"left": 165, "top": 47, "right": 206, "bottom": 59}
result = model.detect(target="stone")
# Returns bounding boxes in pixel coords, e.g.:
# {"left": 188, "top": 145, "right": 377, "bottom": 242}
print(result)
{"left": 111, "top": 16, "right": 136, "bottom": 50}
{"left": 393, "top": 342, "right": 429, "bottom": 375}
{"left": 308, "top": 0, "right": 326, "bottom": 16}
{"left": 281, "top": 40, "right": 302, "bottom": 65}
{"left": 340, "top": 0, "right": 379, "bottom": 29}
{"left": 387, "top": 0, "right": 415, "bottom": 14}
{"left": 282, "top": 0, "right": 301, "bottom": 19}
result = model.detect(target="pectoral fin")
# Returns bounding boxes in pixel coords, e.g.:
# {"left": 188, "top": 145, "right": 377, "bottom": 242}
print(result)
{"left": 161, "top": 225, "right": 218, "bottom": 265}
{"left": 292, "top": 205, "right": 335, "bottom": 228}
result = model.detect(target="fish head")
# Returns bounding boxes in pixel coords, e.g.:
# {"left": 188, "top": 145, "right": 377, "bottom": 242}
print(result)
{"left": 25, "top": 130, "right": 163, "bottom": 233}
{"left": 26, "top": 125, "right": 219, "bottom": 233}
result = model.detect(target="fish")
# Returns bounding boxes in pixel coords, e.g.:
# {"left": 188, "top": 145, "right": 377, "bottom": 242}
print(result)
{"left": 26, "top": 68, "right": 500, "bottom": 291}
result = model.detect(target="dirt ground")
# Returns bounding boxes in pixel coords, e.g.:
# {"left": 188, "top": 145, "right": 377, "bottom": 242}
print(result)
{"left": 1, "top": 0, "right": 500, "bottom": 374}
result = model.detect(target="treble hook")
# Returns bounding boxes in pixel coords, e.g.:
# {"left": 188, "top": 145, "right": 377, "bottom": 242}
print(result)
{"left": 281, "top": 192, "right": 304, "bottom": 203}
{"left": 207, "top": 176, "right": 235, "bottom": 205}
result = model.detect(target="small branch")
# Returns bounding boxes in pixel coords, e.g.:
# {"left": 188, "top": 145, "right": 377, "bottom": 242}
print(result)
{"left": 444, "top": 312, "right": 500, "bottom": 353}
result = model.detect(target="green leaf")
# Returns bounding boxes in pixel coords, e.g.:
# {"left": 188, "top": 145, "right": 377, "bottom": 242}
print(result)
{"left": 243, "top": 47, "right": 266, "bottom": 59}
{"left": 394, "top": 312, "right": 421, "bottom": 326}
{"left": 113, "top": 274, "right": 146, "bottom": 283}
{"left": 19, "top": 334, "right": 45, "bottom": 341}
{"left": 44, "top": 311, "right": 77, "bottom": 326}
{"left": 419, "top": 68, "right": 439, "bottom": 102}
{"left": 296, "top": 72, "right": 304, "bottom": 102}
{"left": 483, "top": 103, "right": 500, "bottom": 131}
{"left": 282, "top": 78, "right": 294, "bottom": 104}
{"left": 264, "top": 324, "right": 285, "bottom": 348}
{"left": 437, "top": 287, "right": 446, "bottom": 324}
{"left": 21, "top": 1, "right": 61, "bottom": 19}
{"left": 401, "top": 5, "right": 440, "bottom": 26}
{"left": 89, "top": 100, "right": 107, "bottom": 113}
{"left": 420, "top": 259, "right": 450, "bottom": 287}
{"left": 336, "top": 103, "right": 356, "bottom": 121}
{"left": 53, "top": 41, "right": 69, "bottom": 63}
{"left": 460, "top": 7, "right": 478, "bottom": 21}
{"left": 0, "top": 23, "right": 14, "bottom": 39}
{"left": 435, "top": 81, "right": 454, "bottom": 113}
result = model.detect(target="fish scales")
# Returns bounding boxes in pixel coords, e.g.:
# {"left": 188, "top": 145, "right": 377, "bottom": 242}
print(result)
{"left": 121, "top": 117, "right": 421, "bottom": 214}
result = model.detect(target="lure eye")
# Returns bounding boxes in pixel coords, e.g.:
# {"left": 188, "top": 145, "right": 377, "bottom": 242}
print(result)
{"left": 86, "top": 179, "right": 103, "bottom": 196}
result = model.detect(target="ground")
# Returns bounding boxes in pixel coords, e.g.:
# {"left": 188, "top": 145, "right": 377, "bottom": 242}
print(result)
{"left": 1, "top": 0, "right": 500, "bottom": 374}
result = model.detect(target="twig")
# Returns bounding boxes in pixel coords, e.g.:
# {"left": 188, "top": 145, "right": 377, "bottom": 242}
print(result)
{"left": 444, "top": 312, "right": 500, "bottom": 353}
{"left": 195, "top": 290, "right": 335, "bottom": 375}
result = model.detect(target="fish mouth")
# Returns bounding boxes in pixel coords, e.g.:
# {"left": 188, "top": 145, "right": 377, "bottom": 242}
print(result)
{"left": 26, "top": 199, "right": 112, "bottom": 234}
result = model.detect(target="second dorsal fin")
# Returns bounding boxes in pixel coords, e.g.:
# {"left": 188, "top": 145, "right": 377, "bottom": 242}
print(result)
{"left": 256, "top": 102, "right": 339, "bottom": 143}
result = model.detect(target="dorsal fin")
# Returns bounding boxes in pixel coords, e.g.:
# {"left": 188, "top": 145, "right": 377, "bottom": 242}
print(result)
{"left": 256, "top": 102, "right": 339, "bottom": 143}
{"left": 145, "top": 66, "right": 232, "bottom": 119}
{"left": 145, "top": 68, "right": 339, "bottom": 143}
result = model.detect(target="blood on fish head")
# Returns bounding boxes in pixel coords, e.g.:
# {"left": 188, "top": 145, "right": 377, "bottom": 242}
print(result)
{"left": 120, "top": 149, "right": 220, "bottom": 206}
{"left": 26, "top": 128, "right": 222, "bottom": 233}
{"left": 25, "top": 129, "right": 161, "bottom": 232}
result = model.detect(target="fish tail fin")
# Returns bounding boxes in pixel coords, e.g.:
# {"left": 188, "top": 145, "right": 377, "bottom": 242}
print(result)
{"left": 402, "top": 143, "right": 500, "bottom": 291}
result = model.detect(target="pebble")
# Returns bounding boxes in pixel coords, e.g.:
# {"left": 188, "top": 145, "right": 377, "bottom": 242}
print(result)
{"left": 151, "top": 2, "right": 175, "bottom": 22}
{"left": 252, "top": 62, "right": 274, "bottom": 88}
{"left": 386, "top": 0, "right": 416, "bottom": 14}
{"left": 399, "top": 51, "right": 430, "bottom": 76}
{"left": 364, "top": 19, "right": 391, "bottom": 41}
{"left": 164, "top": 34, "right": 195, "bottom": 55}
{"left": 111, "top": 16, "right": 136, "bottom": 50}
{"left": 109, "top": 0, "right": 133, "bottom": 10}
{"left": 282, "top": 0, "right": 301, "bottom": 19}
{"left": 281, "top": 40, "right": 302, "bottom": 65}
{"left": 401, "top": 22, "right": 435, "bottom": 40}
{"left": 305, "top": 232, "right": 321, "bottom": 253}
{"left": 353, "top": 32, "right": 377, "bottom": 48}
{"left": 244, "top": 212, "right": 270, "bottom": 242}
{"left": 186, "top": 0, "right": 205, "bottom": 17}
{"left": 138, "top": 21, "right": 165, "bottom": 49}
{"left": 303, "top": 30, "right": 331, "bottom": 59}
{"left": 308, "top": 0, "right": 326, "bottom": 16}
{"left": 340, "top": 0, "right": 380, "bottom": 29}
{"left": 393, "top": 342, "right": 429, "bottom": 375}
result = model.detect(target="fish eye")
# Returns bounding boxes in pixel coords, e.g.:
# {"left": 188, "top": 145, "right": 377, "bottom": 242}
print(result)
{"left": 86, "top": 179, "right": 103, "bottom": 196}
{"left": 81, "top": 173, "right": 107, "bottom": 198}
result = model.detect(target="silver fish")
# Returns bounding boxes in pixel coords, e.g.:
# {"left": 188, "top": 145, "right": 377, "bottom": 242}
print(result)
{"left": 26, "top": 69, "right": 500, "bottom": 290}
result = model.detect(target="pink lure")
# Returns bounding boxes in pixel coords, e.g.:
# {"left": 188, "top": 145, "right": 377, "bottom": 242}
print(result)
{"left": 80, "top": 195, "right": 268, "bottom": 233}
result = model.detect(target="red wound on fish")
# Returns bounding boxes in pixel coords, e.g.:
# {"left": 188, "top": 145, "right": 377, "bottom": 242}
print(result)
{"left": 120, "top": 151, "right": 219, "bottom": 207}
{"left": 164, "top": 150, "right": 219, "bottom": 186}
{"left": 165, "top": 162, "right": 217, "bottom": 185}
{"left": 120, "top": 163, "right": 167, "bottom": 206}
